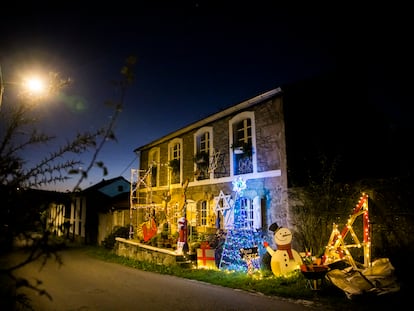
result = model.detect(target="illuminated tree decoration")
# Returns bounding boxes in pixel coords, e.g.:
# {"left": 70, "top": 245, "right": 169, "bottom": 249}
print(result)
{"left": 219, "top": 177, "right": 262, "bottom": 272}
{"left": 232, "top": 176, "right": 247, "bottom": 195}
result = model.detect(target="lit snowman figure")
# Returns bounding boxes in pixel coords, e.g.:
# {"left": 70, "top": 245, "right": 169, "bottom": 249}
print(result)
{"left": 264, "top": 223, "right": 303, "bottom": 276}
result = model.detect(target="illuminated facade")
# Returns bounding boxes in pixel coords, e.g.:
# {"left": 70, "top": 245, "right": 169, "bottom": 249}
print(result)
{"left": 131, "top": 87, "right": 289, "bottom": 246}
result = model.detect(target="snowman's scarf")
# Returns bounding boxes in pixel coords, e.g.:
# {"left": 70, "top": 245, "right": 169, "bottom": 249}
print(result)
{"left": 276, "top": 243, "right": 294, "bottom": 260}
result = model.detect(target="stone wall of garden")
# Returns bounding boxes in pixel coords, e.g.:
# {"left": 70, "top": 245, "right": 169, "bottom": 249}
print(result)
{"left": 115, "top": 237, "right": 188, "bottom": 267}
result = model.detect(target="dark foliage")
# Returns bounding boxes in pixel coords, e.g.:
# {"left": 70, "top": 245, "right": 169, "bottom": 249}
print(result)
{"left": 102, "top": 226, "right": 130, "bottom": 249}
{"left": 283, "top": 70, "right": 414, "bottom": 187}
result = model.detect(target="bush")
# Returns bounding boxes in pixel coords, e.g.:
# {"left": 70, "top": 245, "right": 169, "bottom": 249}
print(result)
{"left": 102, "top": 226, "right": 130, "bottom": 249}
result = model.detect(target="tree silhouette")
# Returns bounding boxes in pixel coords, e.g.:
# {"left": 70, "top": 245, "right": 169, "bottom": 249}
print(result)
{"left": 0, "top": 56, "right": 136, "bottom": 309}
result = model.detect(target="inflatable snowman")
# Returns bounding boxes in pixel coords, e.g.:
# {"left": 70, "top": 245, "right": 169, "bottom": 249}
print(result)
{"left": 264, "top": 223, "right": 302, "bottom": 276}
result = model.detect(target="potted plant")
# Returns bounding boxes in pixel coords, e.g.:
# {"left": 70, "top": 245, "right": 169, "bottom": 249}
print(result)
{"left": 194, "top": 151, "right": 209, "bottom": 166}
{"left": 231, "top": 142, "right": 253, "bottom": 157}
{"left": 150, "top": 234, "right": 159, "bottom": 247}
{"left": 168, "top": 159, "right": 180, "bottom": 174}
{"left": 193, "top": 151, "right": 209, "bottom": 180}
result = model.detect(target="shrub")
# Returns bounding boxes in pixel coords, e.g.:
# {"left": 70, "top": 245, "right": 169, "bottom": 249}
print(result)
{"left": 102, "top": 226, "right": 130, "bottom": 249}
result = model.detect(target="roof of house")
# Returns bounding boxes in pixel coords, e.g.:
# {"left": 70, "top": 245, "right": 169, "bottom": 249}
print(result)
{"left": 133, "top": 87, "right": 282, "bottom": 152}
{"left": 74, "top": 176, "right": 131, "bottom": 212}
{"left": 82, "top": 176, "right": 130, "bottom": 194}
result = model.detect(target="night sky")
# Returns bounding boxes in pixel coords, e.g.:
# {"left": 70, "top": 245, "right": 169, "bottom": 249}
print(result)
{"left": 1, "top": 3, "right": 412, "bottom": 191}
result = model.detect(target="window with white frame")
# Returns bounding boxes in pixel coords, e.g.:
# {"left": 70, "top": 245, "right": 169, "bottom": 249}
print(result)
{"left": 200, "top": 200, "right": 208, "bottom": 226}
{"left": 194, "top": 127, "right": 212, "bottom": 180}
{"left": 198, "top": 132, "right": 210, "bottom": 153}
{"left": 169, "top": 139, "right": 182, "bottom": 184}
{"left": 235, "top": 196, "right": 262, "bottom": 230}
{"left": 230, "top": 112, "right": 256, "bottom": 176}
{"left": 240, "top": 197, "right": 254, "bottom": 229}
{"left": 149, "top": 148, "right": 160, "bottom": 188}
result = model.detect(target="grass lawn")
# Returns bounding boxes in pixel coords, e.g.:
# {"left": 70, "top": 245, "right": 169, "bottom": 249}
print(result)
{"left": 85, "top": 245, "right": 407, "bottom": 311}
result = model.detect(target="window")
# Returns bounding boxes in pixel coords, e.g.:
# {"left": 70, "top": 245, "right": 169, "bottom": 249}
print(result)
{"left": 151, "top": 165, "right": 157, "bottom": 187}
{"left": 235, "top": 118, "right": 252, "bottom": 147}
{"left": 240, "top": 198, "right": 253, "bottom": 229}
{"left": 168, "top": 139, "right": 182, "bottom": 184}
{"left": 198, "top": 132, "right": 210, "bottom": 153}
{"left": 149, "top": 148, "right": 160, "bottom": 187}
{"left": 230, "top": 112, "right": 256, "bottom": 176}
{"left": 238, "top": 197, "right": 262, "bottom": 230}
{"left": 194, "top": 127, "right": 213, "bottom": 180}
{"left": 200, "top": 201, "right": 208, "bottom": 226}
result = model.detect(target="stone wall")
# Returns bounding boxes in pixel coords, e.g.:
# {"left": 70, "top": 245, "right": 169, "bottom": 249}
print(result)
{"left": 115, "top": 237, "right": 188, "bottom": 267}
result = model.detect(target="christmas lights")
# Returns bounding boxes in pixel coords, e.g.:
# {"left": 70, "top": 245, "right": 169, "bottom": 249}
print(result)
{"left": 323, "top": 193, "right": 371, "bottom": 268}
{"left": 218, "top": 177, "right": 262, "bottom": 272}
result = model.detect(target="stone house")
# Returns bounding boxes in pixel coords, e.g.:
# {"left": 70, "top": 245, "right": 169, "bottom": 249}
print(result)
{"left": 131, "top": 87, "right": 289, "bottom": 246}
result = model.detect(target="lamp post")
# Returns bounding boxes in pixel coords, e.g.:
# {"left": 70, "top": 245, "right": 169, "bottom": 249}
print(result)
{"left": 0, "top": 65, "right": 45, "bottom": 112}
{"left": 0, "top": 65, "right": 67, "bottom": 112}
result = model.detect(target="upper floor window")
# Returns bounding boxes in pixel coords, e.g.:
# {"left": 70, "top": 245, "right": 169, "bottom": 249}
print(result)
{"left": 194, "top": 127, "right": 213, "bottom": 180}
{"left": 149, "top": 148, "right": 160, "bottom": 187}
{"left": 168, "top": 139, "right": 182, "bottom": 184}
{"left": 229, "top": 112, "right": 256, "bottom": 176}
{"left": 198, "top": 131, "right": 210, "bottom": 153}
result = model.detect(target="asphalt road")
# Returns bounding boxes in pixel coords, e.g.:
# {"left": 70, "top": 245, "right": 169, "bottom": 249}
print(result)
{"left": 5, "top": 247, "right": 318, "bottom": 311}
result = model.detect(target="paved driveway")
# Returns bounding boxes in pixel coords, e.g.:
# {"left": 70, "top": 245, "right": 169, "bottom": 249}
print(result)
{"left": 4, "top": 247, "right": 317, "bottom": 310}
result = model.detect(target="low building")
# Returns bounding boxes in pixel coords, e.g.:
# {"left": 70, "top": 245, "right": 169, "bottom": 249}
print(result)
{"left": 69, "top": 176, "right": 130, "bottom": 244}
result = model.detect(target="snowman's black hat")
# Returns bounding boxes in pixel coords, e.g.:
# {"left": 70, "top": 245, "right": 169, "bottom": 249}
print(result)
{"left": 269, "top": 222, "right": 279, "bottom": 232}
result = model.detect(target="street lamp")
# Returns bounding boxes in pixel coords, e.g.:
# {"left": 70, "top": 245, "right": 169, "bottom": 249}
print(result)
{"left": 0, "top": 65, "right": 46, "bottom": 111}
{"left": 22, "top": 76, "right": 46, "bottom": 96}
{"left": 0, "top": 65, "right": 69, "bottom": 112}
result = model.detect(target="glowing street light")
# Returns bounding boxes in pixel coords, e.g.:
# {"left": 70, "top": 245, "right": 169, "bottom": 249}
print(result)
{"left": 0, "top": 65, "right": 69, "bottom": 111}
{"left": 22, "top": 76, "right": 46, "bottom": 95}
{"left": 0, "top": 65, "right": 47, "bottom": 111}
